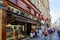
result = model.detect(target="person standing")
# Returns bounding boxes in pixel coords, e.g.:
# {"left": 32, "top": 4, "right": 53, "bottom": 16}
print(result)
{"left": 38, "top": 28, "right": 42, "bottom": 37}
{"left": 43, "top": 29, "right": 48, "bottom": 40}
{"left": 30, "top": 29, "right": 35, "bottom": 38}
{"left": 57, "top": 28, "right": 60, "bottom": 38}
{"left": 35, "top": 29, "right": 39, "bottom": 37}
{"left": 48, "top": 29, "right": 53, "bottom": 40}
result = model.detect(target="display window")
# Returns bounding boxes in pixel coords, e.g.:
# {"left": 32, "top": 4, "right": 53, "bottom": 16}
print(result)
{"left": 33, "top": 17, "right": 37, "bottom": 21}
{"left": 6, "top": 24, "right": 26, "bottom": 40}
{"left": 6, "top": 13, "right": 26, "bottom": 40}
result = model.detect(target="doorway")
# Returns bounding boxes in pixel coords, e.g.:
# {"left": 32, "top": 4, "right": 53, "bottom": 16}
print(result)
{"left": 26, "top": 23, "right": 31, "bottom": 36}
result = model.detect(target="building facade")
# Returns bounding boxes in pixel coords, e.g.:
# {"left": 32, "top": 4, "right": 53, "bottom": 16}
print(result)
{"left": 30, "top": 0, "right": 51, "bottom": 29}
{"left": 0, "top": 0, "right": 50, "bottom": 40}
{"left": 52, "top": 18, "right": 60, "bottom": 28}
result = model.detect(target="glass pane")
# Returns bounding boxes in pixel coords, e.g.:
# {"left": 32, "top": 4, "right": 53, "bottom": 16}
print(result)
{"left": 6, "top": 25, "right": 14, "bottom": 40}
{"left": 20, "top": 11, "right": 25, "bottom": 16}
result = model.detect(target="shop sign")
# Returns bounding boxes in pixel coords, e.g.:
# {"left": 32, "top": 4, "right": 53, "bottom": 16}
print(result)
{"left": 17, "top": 0, "right": 29, "bottom": 11}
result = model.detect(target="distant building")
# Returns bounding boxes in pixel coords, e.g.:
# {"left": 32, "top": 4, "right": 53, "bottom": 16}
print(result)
{"left": 52, "top": 18, "right": 60, "bottom": 28}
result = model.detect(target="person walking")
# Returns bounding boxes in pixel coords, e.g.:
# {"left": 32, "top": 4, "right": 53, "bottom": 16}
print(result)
{"left": 30, "top": 29, "right": 35, "bottom": 38}
{"left": 57, "top": 27, "right": 60, "bottom": 40}
{"left": 43, "top": 29, "right": 48, "bottom": 40}
{"left": 48, "top": 29, "right": 53, "bottom": 40}
{"left": 35, "top": 29, "right": 39, "bottom": 37}
{"left": 38, "top": 28, "right": 42, "bottom": 37}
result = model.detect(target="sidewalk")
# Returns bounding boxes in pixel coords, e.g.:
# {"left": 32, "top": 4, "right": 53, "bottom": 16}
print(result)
{"left": 28, "top": 35, "right": 50, "bottom": 40}
{"left": 21, "top": 31, "right": 59, "bottom": 40}
{"left": 28, "top": 32, "right": 59, "bottom": 40}
{"left": 21, "top": 37, "right": 30, "bottom": 40}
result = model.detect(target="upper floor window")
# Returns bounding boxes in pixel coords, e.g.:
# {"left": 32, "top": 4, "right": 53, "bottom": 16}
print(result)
{"left": 8, "top": 0, "right": 16, "bottom": 4}
{"left": 20, "top": 11, "right": 25, "bottom": 16}
{"left": 8, "top": 5, "right": 20, "bottom": 15}
{"left": 30, "top": 0, "right": 35, "bottom": 4}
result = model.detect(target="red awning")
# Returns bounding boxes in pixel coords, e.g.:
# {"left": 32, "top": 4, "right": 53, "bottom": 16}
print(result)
{"left": 40, "top": 15, "right": 45, "bottom": 20}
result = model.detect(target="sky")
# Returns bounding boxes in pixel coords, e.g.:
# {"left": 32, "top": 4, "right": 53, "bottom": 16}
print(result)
{"left": 49, "top": 0, "right": 60, "bottom": 24}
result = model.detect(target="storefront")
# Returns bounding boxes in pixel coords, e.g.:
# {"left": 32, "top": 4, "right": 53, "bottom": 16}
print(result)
{"left": 0, "top": 0, "right": 42, "bottom": 40}
{"left": 40, "top": 15, "right": 47, "bottom": 29}
{"left": 6, "top": 4, "right": 39, "bottom": 40}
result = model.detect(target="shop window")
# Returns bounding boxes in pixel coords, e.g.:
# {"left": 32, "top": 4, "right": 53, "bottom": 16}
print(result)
{"left": 11, "top": 8, "right": 14, "bottom": 12}
{"left": 10, "top": 6, "right": 13, "bottom": 12}
{"left": 14, "top": 8, "right": 19, "bottom": 14}
{"left": 20, "top": 11, "right": 25, "bottom": 16}
{"left": 25, "top": 13, "right": 28, "bottom": 17}
{"left": 15, "top": 11, "right": 19, "bottom": 14}
{"left": 18, "top": 11, "right": 22, "bottom": 15}
{"left": 30, "top": 15, "right": 33, "bottom": 19}
{"left": 8, "top": 7, "right": 10, "bottom": 11}
{"left": 25, "top": 13, "right": 32, "bottom": 19}
{"left": 37, "top": 18, "right": 41, "bottom": 22}
{"left": 6, "top": 25, "right": 14, "bottom": 40}
{"left": 8, "top": 6, "right": 11, "bottom": 11}
{"left": 8, "top": 5, "right": 15, "bottom": 12}
{"left": 25, "top": 13, "right": 31, "bottom": 18}
{"left": 28, "top": 14, "right": 32, "bottom": 19}
{"left": 33, "top": 17, "right": 37, "bottom": 21}
{"left": 8, "top": 5, "right": 20, "bottom": 14}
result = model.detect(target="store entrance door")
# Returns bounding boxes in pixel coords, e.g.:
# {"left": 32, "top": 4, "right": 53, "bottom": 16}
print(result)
{"left": 13, "top": 25, "right": 18, "bottom": 40}
{"left": 26, "top": 23, "right": 31, "bottom": 36}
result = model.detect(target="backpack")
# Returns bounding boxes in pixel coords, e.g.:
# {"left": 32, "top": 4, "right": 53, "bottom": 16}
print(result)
{"left": 48, "top": 29, "right": 53, "bottom": 34}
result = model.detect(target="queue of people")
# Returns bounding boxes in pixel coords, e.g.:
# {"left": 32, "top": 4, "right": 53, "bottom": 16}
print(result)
{"left": 30, "top": 28, "right": 55, "bottom": 40}
{"left": 30, "top": 28, "right": 42, "bottom": 38}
